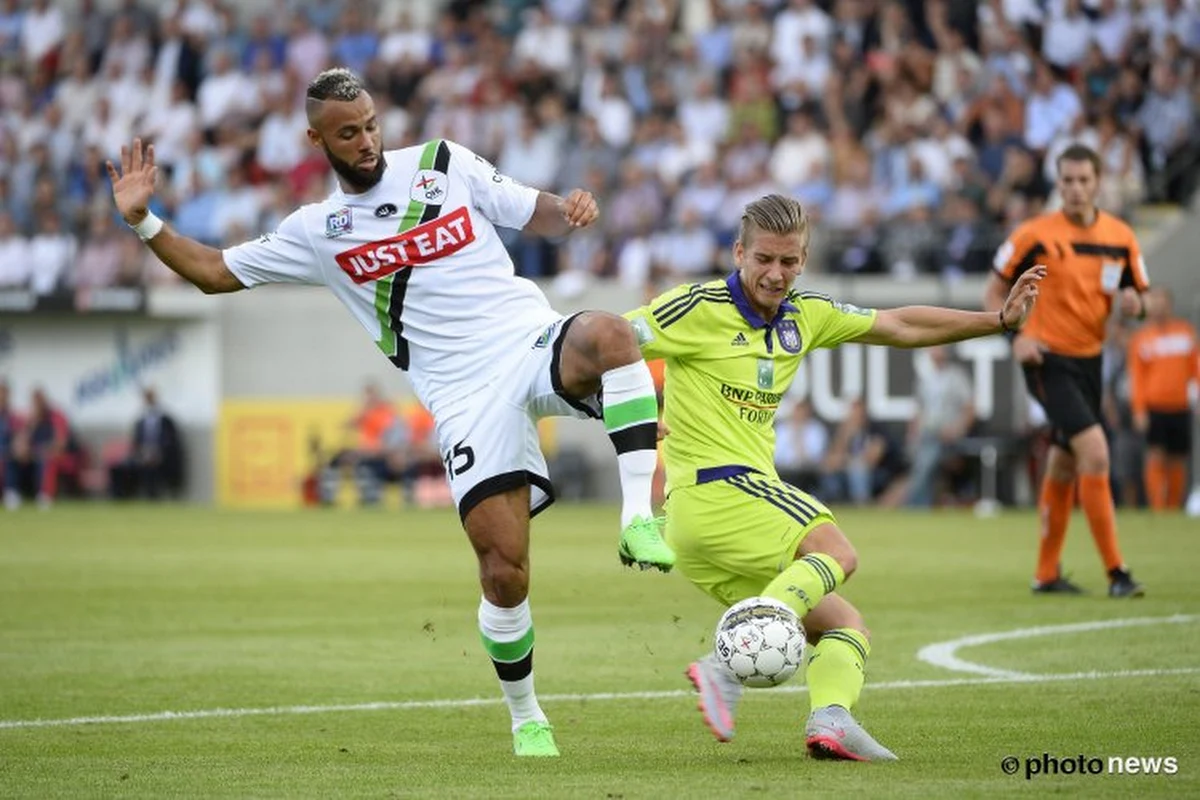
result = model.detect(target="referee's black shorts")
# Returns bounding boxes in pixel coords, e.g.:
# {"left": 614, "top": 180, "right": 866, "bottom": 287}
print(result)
{"left": 1022, "top": 353, "right": 1103, "bottom": 451}
{"left": 1147, "top": 410, "right": 1193, "bottom": 456}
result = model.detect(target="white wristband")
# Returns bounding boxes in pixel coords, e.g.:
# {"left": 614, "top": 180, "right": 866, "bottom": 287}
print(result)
{"left": 130, "top": 211, "right": 164, "bottom": 242}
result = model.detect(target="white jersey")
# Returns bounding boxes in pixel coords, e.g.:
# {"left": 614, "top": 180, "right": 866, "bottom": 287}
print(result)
{"left": 223, "top": 139, "right": 561, "bottom": 412}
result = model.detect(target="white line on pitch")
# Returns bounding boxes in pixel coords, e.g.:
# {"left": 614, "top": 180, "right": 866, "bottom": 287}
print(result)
{"left": 916, "top": 614, "right": 1198, "bottom": 678}
{"left": 2, "top": 667, "right": 1198, "bottom": 731}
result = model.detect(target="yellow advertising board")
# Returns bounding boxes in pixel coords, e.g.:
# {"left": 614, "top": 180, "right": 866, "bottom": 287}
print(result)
{"left": 216, "top": 399, "right": 358, "bottom": 508}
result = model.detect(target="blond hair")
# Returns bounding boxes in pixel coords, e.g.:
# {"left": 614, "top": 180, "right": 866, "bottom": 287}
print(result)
{"left": 738, "top": 194, "right": 810, "bottom": 247}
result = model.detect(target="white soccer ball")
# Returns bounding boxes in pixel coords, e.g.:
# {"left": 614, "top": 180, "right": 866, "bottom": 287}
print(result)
{"left": 714, "top": 596, "right": 806, "bottom": 688}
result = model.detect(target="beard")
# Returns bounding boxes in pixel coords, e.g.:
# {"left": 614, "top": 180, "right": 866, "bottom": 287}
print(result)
{"left": 324, "top": 145, "right": 387, "bottom": 193}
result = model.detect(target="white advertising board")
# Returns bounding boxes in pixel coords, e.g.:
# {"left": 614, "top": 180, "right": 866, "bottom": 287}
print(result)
{"left": 0, "top": 317, "right": 219, "bottom": 427}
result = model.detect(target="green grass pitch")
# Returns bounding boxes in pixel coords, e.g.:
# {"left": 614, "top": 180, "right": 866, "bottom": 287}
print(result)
{"left": 1, "top": 504, "right": 1197, "bottom": 798}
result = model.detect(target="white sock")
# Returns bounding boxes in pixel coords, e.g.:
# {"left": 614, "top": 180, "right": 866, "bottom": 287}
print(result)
{"left": 616, "top": 450, "right": 657, "bottom": 527}
{"left": 600, "top": 362, "right": 659, "bottom": 527}
{"left": 478, "top": 597, "right": 547, "bottom": 731}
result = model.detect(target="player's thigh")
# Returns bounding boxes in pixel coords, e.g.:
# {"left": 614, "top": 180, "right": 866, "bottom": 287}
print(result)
{"left": 665, "top": 473, "right": 836, "bottom": 606}
{"left": 435, "top": 387, "right": 556, "bottom": 522}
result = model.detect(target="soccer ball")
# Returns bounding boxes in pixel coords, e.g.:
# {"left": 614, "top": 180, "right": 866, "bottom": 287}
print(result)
{"left": 714, "top": 597, "right": 806, "bottom": 688}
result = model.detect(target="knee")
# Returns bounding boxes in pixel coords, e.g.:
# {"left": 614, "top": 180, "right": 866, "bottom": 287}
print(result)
{"left": 1075, "top": 447, "right": 1110, "bottom": 476}
{"left": 582, "top": 312, "right": 640, "bottom": 364}
{"left": 477, "top": 549, "right": 529, "bottom": 605}
{"left": 1047, "top": 461, "right": 1076, "bottom": 483}
{"left": 832, "top": 545, "right": 858, "bottom": 580}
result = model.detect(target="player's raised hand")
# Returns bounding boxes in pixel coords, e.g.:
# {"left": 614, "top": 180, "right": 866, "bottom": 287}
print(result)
{"left": 106, "top": 138, "right": 158, "bottom": 226}
{"left": 1002, "top": 264, "right": 1045, "bottom": 332}
{"left": 560, "top": 189, "right": 599, "bottom": 229}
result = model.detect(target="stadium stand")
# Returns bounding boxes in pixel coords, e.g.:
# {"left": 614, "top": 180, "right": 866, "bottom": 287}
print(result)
{"left": 0, "top": 0, "right": 1195, "bottom": 295}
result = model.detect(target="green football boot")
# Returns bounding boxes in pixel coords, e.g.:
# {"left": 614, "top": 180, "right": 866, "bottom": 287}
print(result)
{"left": 513, "top": 721, "right": 559, "bottom": 757}
{"left": 618, "top": 515, "right": 675, "bottom": 572}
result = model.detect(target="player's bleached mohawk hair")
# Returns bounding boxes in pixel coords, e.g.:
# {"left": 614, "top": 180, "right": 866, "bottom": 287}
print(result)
{"left": 306, "top": 67, "right": 365, "bottom": 102}
{"left": 738, "top": 194, "right": 810, "bottom": 246}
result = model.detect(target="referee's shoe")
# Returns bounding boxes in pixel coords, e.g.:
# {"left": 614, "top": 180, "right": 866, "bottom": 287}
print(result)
{"left": 1108, "top": 567, "right": 1145, "bottom": 598}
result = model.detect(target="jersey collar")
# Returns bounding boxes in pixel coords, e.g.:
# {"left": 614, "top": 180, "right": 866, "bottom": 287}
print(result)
{"left": 727, "top": 271, "right": 797, "bottom": 330}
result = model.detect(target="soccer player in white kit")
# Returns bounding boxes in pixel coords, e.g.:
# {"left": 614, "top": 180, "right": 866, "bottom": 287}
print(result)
{"left": 107, "top": 68, "right": 674, "bottom": 757}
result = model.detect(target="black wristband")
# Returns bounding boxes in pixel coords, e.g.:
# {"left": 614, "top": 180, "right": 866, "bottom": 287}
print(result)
{"left": 1136, "top": 293, "right": 1148, "bottom": 321}
{"left": 999, "top": 309, "right": 1015, "bottom": 333}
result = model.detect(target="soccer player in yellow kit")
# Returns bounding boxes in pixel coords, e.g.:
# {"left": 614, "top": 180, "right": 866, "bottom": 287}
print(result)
{"left": 626, "top": 195, "right": 1042, "bottom": 761}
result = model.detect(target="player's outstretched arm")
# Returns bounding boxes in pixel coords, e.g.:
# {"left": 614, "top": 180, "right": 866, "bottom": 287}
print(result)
{"left": 523, "top": 189, "right": 599, "bottom": 238}
{"left": 107, "top": 138, "right": 244, "bottom": 294}
{"left": 853, "top": 266, "right": 1045, "bottom": 348}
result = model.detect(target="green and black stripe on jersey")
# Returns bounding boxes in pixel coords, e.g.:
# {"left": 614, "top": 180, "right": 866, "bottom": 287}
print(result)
{"left": 652, "top": 283, "right": 734, "bottom": 328}
{"left": 374, "top": 138, "right": 451, "bottom": 370}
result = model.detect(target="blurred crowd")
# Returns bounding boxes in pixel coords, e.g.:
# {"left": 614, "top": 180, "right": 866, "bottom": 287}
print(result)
{"left": 0, "top": 0, "right": 1197, "bottom": 295}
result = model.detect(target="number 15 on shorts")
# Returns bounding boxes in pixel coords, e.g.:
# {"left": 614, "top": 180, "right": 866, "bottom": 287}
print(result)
{"left": 443, "top": 440, "right": 475, "bottom": 480}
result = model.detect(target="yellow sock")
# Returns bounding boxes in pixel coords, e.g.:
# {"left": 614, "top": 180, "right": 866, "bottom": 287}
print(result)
{"left": 807, "top": 628, "right": 870, "bottom": 711}
{"left": 762, "top": 554, "right": 845, "bottom": 616}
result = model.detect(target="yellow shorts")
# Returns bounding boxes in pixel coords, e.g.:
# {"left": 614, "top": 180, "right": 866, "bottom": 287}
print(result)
{"left": 664, "top": 469, "right": 836, "bottom": 607}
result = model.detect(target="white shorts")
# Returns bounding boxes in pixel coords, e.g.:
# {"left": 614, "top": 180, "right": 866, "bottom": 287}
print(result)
{"left": 431, "top": 314, "right": 601, "bottom": 520}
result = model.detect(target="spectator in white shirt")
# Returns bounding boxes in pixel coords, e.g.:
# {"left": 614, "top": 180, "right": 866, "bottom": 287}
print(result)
{"left": 54, "top": 55, "right": 100, "bottom": 135}
{"left": 19, "top": 0, "right": 63, "bottom": 71}
{"left": 1024, "top": 60, "right": 1082, "bottom": 152}
{"left": 1042, "top": 0, "right": 1093, "bottom": 68}
{"left": 173, "top": 0, "right": 222, "bottom": 41}
{"left": 771, "top": 33, "right": 830, "bottom": 108}
{"left": 678, "top": 75, "right": 730, "bottom": 149}
{"left": 591, "top": 74, "right": 635, "bottom": 149}
{"left": 378, "top": 10, "right": 431, "bottom": 66}
{"left": 143, "top": 81, "right": 200, "bottom": 169}
{"left": 196, "top": 49, "right": 250, "bottom": 131}
{"left": 81, "top": 97, "right": 133, "bottom": 164}
{"left": 254, "top": 91, "right": 308, "bottom": 176}
{"left": 672, "top": 159, "right": 728, "bottom": 227}
{"left": 1140, "top": 0, "right": 1200, "bottom": 55}
{"left": 27, "top": 211, "right": 75, "bottom": 296}
{"left": 656, "top": 119, "right": 715, "bottom": 188}
{"left": 0, "top": 211, "right": 30, "bottom": 289}
{"left": 104, "top": 62, "right": 154, "bottom": 134}
{"left": 497, "top": 113, "right": 563, "bottom": 191}
{"left": 512, "top": 6, "right": 572, "bottom": 73}
{"left": 284, "top": 10, "right": 330, "bottom": 89}
{"left": 906, "top": 345, "right": 976, "bottom": 507}
{"left": 769, "top": 110, "right": 830, "bottom": 189}
{"left": 1091, "top": 0, "right": 1133, "bottom": 62}
{"left": 73, "top": 213, "right": 128, "bottom": 289}
{"left": 775, "top": 399, "right": 828, "bottom": 494}
{"left": 652, "top": 207, "right": 719, "bottom": 281}
{"left": 770, "top": 0, "right": 832, "bottom": 72}
{"left": 211, "top": 167, "right": 265, "bottom": 245}
{"left": 99, "top": 13, "right": 151, "bottom": 78}
{"left": 931, "top": 27, "right": 983, "bottom": 106}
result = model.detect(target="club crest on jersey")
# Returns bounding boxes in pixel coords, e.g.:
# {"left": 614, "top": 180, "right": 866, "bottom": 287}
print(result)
{"left": 335, "top": 206, "right": 476, "bottom": 284}
{"left": 325, "top": 207, "right": 353, "bottom": 238}
{"left": 775, "top": 320, "right": 802, "bottom": 354}
{"left": 411, "top": 169, "right": 448, "bottom": 204}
